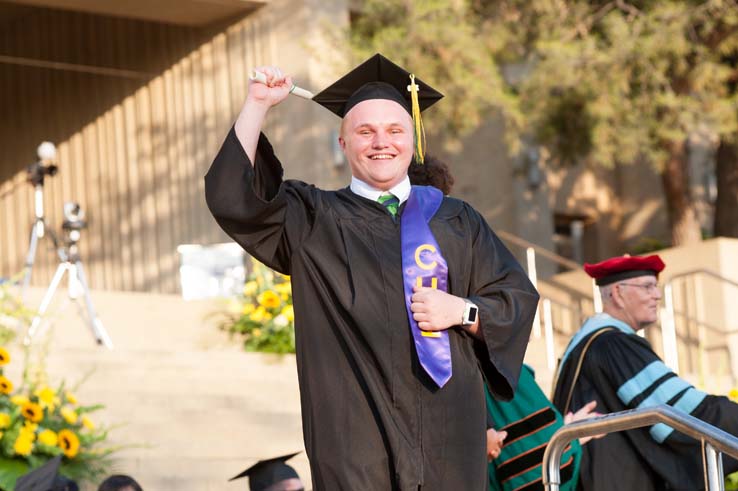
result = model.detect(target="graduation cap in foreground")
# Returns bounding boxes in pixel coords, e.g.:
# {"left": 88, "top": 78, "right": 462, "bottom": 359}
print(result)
{"left": 229, "top": 451, "right": 303, "bottom": 490}
{"left": 312, "top": 53, "right": 443, "bottom": 163}
{"left": 15, "top": 455, "right": 77, "bottom": 491}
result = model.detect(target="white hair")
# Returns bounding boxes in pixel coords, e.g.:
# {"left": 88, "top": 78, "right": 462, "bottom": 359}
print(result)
{"left": 599, "top": 284, "right": 614, "bottom": 304}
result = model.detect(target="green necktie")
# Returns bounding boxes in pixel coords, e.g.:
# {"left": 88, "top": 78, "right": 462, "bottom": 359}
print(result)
{"left": 377, "top": 193, "right": 400, "bottom": 217}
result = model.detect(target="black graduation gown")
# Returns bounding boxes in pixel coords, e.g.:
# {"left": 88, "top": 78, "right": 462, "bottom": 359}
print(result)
{"left": 205, "top": 128, "right": 539, "bottom": 491}
{"left": 552, "top": 325, "right": 738, "bottom": 491}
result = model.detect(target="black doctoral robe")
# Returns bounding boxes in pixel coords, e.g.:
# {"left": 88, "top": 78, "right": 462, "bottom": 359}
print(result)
{"left": 205, "top": 128, "right": 539, "bottom": 491}
{"left": 552, "top": 317, "right": 738, "bottom": 491}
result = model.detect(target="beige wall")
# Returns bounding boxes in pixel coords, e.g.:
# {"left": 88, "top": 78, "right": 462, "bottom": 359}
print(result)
{"left": 0, "top": 0, "right": 349, "bottom": 293}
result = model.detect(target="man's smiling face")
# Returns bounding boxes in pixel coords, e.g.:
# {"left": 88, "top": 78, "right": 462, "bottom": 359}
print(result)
{"left": 339, "top": 98, "right": 414, "bottom": 191}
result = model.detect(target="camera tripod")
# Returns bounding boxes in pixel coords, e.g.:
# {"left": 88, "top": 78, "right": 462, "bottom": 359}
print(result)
{"left": 21, "top": 176, "right": 59, "bottom": 299}
{"left": 24, "top": 215, "right": 113, "bottom": 349}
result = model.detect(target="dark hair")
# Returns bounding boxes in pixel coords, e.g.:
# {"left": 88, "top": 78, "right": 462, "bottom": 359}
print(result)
{"left": 53, "top": 476, "right": 79, "bottom": 491}
{"left": 407, "top": 154, "right": 455, "bottom": 195}
{"left": 98, "top": 475, "right": 143, "bottom": 491}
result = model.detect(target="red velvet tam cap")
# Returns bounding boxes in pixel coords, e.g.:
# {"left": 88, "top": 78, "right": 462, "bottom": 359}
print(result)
{"left": 584, "top": 255, "right": 666, "bottom": 286}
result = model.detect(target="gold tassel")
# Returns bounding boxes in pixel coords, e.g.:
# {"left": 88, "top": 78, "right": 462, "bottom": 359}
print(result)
{"left": 408, "top": 74, "right": 426, "bottom": 164}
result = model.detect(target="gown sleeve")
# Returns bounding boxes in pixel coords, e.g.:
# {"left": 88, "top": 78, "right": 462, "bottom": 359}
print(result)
{"left": 204, "top": 127, "right": 320, "bottom": 274}
{"left": 581, "top": 331, "right": 738, "bottom": 481}
{"left": 466, "top": 206, "right": 540, "bottom": 401}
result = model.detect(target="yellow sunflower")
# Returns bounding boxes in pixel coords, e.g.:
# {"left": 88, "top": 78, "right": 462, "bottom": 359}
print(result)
{"left": 281, "top": 305, "right": 294, "bottom": 322}
{"left": 250, "top": 306, "right": 267, "bottom": 322}
{"left": 10, "top": 395, "right": 29, "bottom": 406}
{"left": 35, "top": 386, "right": 58, "bottom": 410}
{"left": 257, "top": 290, "right": 281, "bottom": 309}
{"left": 58, "top": 429, "right": 80, "bottom": 458}
{"left": 729, "top": 388, "right": 738, "bottom": 403}
{"left": 81, "top": 415, "right": 95, "bottom": 430}
{"left": 243, "top": 281, "right": 258, "bottom": 297}
{"left": 274, "top": 282, "right": 291, "bottom": 296}
{"left": 0, "top": 347, "right": 10, "bottom": 366}
{"left": 242, "top": 303, "right": 255, "bottom": 315}
{"left": 60, "top": 406, "right": 78, "bottom": 425}
{"left": 65, "top": 391, "right": 78, "bottom": 405}
{"left": 0, "top": 375, "right": 13, "bottom": 395}
{"left": 21, "top": 402, "right": 43, "bottom": 423}
{"left": 22, "top": 421, "right": 38, "bottom": 433}
{"left": 13, "top": 434, "right": 33, "bottom": 456}
{"left": 38, "top": 429, "right": 58, "bottom": 446}
{"left": 0, "top": 413, "right": 10, "bottom": 429}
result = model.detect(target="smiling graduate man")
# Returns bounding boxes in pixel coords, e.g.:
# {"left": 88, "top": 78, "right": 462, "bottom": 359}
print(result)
{"left": 553, "top": 255, "right": 738, "bottom": 491}
{"left": 205, "top": 54, "right": 539, "bottom": 491}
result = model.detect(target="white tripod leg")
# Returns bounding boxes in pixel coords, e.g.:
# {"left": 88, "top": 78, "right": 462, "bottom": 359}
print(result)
{"left": 25, "top": 262, "right": 67, "bottom": 345}
{"left": 21, "top": 221, "right": 41, "bottom": 298}
{"left": 73, "top": 261, "right": 113, "bottom": 349}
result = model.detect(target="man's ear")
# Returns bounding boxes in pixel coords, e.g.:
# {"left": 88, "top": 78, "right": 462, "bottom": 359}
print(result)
{"left": 610, "top": 283, "right": 626, "bottom": 309}
{"left": 338, "top": 135, "right": 346, "bottom": 151}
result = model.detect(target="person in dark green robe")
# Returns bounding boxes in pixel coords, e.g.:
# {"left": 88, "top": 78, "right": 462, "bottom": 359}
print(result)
{"left": 205, "top": 54, "right": 539, "bottom": 490}
{"left": 485, "top": 365, "right": 600, "bottom": 491}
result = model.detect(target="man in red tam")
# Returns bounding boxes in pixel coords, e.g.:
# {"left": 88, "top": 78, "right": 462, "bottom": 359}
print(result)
{"left": 553, "top": 254, "right": 738, "bottom": 491}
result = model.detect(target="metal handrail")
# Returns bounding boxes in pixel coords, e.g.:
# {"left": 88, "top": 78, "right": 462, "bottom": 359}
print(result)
{"left": 496, "top": 230, "right": 583, "bottom": 272}
{"left": 661, "top": 269, "right": 738, "bottom": 373}
{"left": 542, "top": 405, "right": 738, "bottom": 491}
{"left": 666, "top": 269, "right": 738, "bottom": 290}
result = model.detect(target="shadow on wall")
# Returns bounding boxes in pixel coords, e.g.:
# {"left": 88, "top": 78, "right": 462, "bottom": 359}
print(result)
{"left": 0, "top": 4, "right": 310, "bottom": 294}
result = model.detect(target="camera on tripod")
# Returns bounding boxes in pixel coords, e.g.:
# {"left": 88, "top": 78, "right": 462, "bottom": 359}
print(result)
{"left": 26, "top": 141, "right": 58, "bottom": 186}
{"left": 62, "top": 202, "right": 86, "bottom": 246}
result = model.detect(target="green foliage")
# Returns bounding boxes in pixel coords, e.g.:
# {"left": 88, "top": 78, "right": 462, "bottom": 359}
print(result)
{"left": 344, "top": 0, "right": 520, "bottom": 150}
{"left": 217, "top": 259, "right": 295, "bottom": 354}
{"left": 628, "top": 236, "right": 669, "bottom": 255}
{"left": 727, "top": 471, "right": 738, "bottom": 490}
{"left": 346, "top": 0, "right": 738, "bottom": 242}
{"left": 0, "top": 279, "right": 31, "bottom": 345}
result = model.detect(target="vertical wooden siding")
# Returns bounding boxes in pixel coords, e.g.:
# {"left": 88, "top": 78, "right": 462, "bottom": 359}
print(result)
{"left": 0, "top": 7, "right": 272, "bottom": 293}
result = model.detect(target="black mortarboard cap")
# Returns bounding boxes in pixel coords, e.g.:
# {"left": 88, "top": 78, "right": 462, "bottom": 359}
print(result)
{"left": 312, "top": 53, "right": 443, "bottom": 118}
{"left": 15, "top": 456, "right": 61, "bottom": 491}
{"left": 228, "top": 452, "right": 301, "bottom": 490}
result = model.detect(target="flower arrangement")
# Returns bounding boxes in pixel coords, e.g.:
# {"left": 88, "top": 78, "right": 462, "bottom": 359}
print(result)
{"left": 218, "top": 259, "right": 295, "bottom": 354}
{"left": 0, "top": 347, "right": 113, "bottom": 490}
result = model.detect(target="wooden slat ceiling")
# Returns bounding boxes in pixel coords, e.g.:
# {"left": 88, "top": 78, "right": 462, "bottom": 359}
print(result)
{"left": 1, "top": 0, "right": 264, "bottom": 26}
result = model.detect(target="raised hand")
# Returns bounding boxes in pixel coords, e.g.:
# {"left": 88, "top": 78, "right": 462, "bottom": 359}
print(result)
{"left": 236, "top": 65, "right": 293, "bottom": 162}
{"left": 247, "top": 66, "right": 294, "bottom": 108}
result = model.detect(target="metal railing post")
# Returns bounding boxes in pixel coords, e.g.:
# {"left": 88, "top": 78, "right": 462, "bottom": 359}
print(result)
{"left": 543, "top": 298, "right": 556, "bottom": 371}
{"left": 662, "top": 282, "right": 680, "bottom": 372}
{"left": 526, "top": 247, "right": 542, "bottom": 339}
{"left": 703, "top": 443, "right": 725, "bottom": 491}
{"left": 592, "top": 279, "right": 602, "bottom": 313}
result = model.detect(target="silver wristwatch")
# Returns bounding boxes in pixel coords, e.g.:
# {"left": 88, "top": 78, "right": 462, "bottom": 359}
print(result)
{"left": 461, "top": 300, "right": 479, "bottom": 326}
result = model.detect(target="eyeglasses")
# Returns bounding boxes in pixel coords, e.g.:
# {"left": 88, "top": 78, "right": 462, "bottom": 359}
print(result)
{"left": 619, "top": 282, "right": 660, "bottom": 294}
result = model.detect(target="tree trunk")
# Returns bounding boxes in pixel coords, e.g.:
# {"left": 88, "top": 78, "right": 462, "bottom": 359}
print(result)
{"left": 661, "top": 140, "right": 702, "bottom": 246}
{"left": 714, "top": 140, "right": 738, "bottom": 237}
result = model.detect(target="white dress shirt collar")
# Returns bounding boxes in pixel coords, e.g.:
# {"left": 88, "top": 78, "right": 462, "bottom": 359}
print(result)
{"left": 349, "top": 175, "right": 411, "bottom": 204}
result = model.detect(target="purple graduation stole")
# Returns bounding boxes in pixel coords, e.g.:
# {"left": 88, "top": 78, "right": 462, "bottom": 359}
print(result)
{"left": 400, "top": 185, "right": 452, "bottom": 388}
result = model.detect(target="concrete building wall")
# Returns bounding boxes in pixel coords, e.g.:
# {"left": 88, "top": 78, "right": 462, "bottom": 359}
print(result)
{"left": 0, "top": 0, "right": 350, "bottom": 294}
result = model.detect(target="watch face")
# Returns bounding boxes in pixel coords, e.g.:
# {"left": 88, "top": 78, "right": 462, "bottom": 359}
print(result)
{"left": 468, "top": 306, "right": 477, "bottom": 323}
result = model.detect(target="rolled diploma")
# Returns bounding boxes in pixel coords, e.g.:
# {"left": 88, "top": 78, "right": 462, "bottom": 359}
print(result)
{"left": 249, "top": 70, "right": 314, "bottom": 100}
